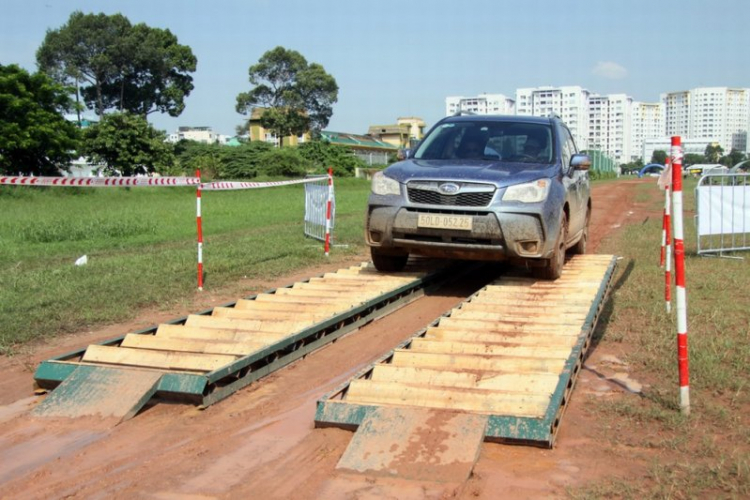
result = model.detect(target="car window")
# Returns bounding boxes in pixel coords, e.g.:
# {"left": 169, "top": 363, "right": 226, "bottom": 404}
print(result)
{"left": 413, "top": 121, "right": 553, "bottom": 163}
{"left": 561, "top": 126, "right": 577, "bottom": 170}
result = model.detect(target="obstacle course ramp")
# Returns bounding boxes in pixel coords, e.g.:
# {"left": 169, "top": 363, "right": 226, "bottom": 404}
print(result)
{"left": 315, "top": 255, "right": 617, "bottom": 447}
{"left": 34, "top": 261, "right": 447, "bottom": 421}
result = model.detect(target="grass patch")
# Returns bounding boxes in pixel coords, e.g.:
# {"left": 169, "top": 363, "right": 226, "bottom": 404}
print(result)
{"left": 0, "top": 178, "right": 372, "bottom": 353}
{"left": 573, "top": 178, "right": 750, "bottom": 498}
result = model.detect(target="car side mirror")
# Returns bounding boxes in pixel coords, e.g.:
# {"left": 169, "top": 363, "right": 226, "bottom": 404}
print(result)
{"left": 571, "top": 154, "right": 591, "bottom": 171}
{"left": 397, "top": 148, "right": 412, "bottom": 161}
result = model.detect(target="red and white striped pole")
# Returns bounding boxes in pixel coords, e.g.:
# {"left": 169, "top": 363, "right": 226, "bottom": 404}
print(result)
{"left": 196, "top": 169, "right": 204, "bottom": 291}
{"left": 324, "top": 167, "right": 333, "bottom": 257}
{"left": 664, "top": 184, "right": 672, "bottom": 314}
{"left": 671, "top": 136, "right": 689, "bottom": 415}
{"left": 660, "top": 158, "right": 671, "bottom": 268}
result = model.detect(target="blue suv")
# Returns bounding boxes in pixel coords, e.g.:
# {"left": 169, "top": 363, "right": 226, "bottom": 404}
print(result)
{"left": 365, "top": 114, "right": 591, "bottom": 280}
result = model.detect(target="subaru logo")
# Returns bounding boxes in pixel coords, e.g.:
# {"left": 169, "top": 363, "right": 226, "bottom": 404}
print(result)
{"left": 438, "top": 183, "right": 460, "bottom": 195}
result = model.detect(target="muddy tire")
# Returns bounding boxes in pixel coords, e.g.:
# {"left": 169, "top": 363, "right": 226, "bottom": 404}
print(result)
{"left": 569, "top": 207, "right": 590, "bottom": 255}
{"left": 371, "top": 247, "right": 409, "bottom": 272}
{"left": 533, "top": 213, "right": 567, "bottom": 280}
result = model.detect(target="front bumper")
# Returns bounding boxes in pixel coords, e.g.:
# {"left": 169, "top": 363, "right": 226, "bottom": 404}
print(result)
{"left": 366, "top": 205, "right": 549, "bottom": 261}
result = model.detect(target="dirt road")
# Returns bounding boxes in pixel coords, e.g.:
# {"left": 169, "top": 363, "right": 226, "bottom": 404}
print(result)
{"left": 0, "top": 179, "right": 651, "bottom": 499}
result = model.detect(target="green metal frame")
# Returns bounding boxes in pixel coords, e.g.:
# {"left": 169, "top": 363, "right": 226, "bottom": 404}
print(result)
{"left": 314, "top": 256, "right": 618, "bottom": 448}
{"left": 34, "top": 268, "right": 451, "bottom": 408}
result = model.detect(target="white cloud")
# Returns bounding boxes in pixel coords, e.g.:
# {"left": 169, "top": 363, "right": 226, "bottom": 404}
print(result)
{"left": 592, "top": 61, "right": 628, "bottom": 80}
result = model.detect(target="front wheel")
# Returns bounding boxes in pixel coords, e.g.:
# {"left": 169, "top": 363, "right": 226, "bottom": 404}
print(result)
{"left": 371, "top": 247, "right": 409, "bottom": 272}
{"left": 533, "top": 213, "right": 567, "bottom": 280}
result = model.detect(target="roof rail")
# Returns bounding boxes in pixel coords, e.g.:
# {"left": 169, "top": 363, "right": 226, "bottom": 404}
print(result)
{"left": 453, "top": 110, "right": 476, "bottom": 117}
{"left": 547, "top": 112, "right": 561, "bottom": 120}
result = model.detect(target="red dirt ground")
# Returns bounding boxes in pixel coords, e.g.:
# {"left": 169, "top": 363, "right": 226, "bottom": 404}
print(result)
{"left": 0, "top": 179, "right": 652, "bottom": 499}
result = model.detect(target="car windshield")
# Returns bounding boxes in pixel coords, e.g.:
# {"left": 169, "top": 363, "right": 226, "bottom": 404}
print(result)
{"left": 413, "top": 121, "right": 553, "bottom": 164}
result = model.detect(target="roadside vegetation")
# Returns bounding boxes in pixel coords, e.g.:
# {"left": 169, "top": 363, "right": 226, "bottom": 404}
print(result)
{"left": 0, "top": 178, "right": 371, "bottom": 354}
{"left": 572, "top": 178, "right": 750, "bottom": 498}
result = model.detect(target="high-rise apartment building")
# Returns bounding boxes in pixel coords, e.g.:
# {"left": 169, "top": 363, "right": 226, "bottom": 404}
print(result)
{"left": 630, "top": 102, "right": 664, "bottom": 161}
{"left": 515, "top": 86, "right": 590, "bottom": 149}
{"left": 445, "top": 93, "right": 515, "bottom": 117}
{"left": 588, "top": 94, "right": 633, "bottom": 163}
{"left": 443, "top": 85, "right": 750, "bottom": 165}
{"left": 662, "top": 87, "right": 750, "bottom": 153}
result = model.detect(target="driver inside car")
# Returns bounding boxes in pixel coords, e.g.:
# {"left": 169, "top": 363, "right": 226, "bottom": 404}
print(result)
{"left": 456, "top": 134, "right": 500, "bottom": 160}
{"left": 521, "top": 133, "right": 548, "bottom": 161}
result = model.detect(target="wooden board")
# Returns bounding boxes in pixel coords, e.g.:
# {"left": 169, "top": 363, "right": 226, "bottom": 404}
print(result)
{"left": 155, "top": 324, "right": 283, "bottom": 343}
{"left": 390, "top": 350, "right": 566, "bottom": 374}
{"left": 121, "top": 333, "right": 262, "bottom": 356}
{"left": 407, "top": 338, "right": 574, "bottom": 358}
{"left": 33, "top": 365, "right": 162, "bottom": 422}
{"left": 370, "top": 365, "right": 561, "bottom": 394}
{"left": 345, "top": 379, "right": 551, "bottom": 417}
{"left": 82, "top": 345, "right": 237, "bottom": 372}
{"left": 336, "top": 406, "right": 487, "bottom": 482}
{"left": 183, "top": 314, "right": 308, "bottom": 333}
{"left": 423, "top": 328, "right": 579, "bottom": 347}
{"left": 436, "top": 317, "right": 582, "bottom": 335}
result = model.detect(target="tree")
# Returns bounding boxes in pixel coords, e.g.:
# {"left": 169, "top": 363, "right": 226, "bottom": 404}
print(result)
{"left": 219, "top": 141, "right": 273, "bottom": 179}
{"left": 705, "top": 143, "right": 724, "bottom": 163}
{"left": 258, "top": 147, "right": 307, "bottom": 177}
{"left": 0, "top": 64, "right": 79, "bottom": 176}
{"left": 651, "top": 150, "right": 668, "bottom": 165}
{"left": 235, "top": 47, "right": 338, "bottom": 147}
{"left": 719, "top": 148, "right": 746, "bottom": 167}
{"left": 297, "top": 140, "right": 364, "bottom": 177}
{"left": 80, "top": 112, "right": 174, "bottom": 176}
{"left": 683, "top": 153, "right": 704, "bottom": 166}
{"left": 101, "top": 23, "right": 197, "bottom": 117}
{"left": 37, "top": 11, "right": 196, "bottom": 119}
{"left": 173, "top": 140, "right": 224, "bottom": 179}
{"left": 37, "top": 11, "right": 131, "bottom": 118}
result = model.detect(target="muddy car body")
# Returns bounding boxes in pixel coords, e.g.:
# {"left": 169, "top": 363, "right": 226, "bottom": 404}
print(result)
{"left": 365, "top": 114, "right": 591, "bottom": 279}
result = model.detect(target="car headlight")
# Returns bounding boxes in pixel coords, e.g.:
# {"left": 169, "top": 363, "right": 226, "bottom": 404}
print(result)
{"left": 371, "top": 171, "right": 401, "bottom": 196}
{"left": 502, "top": 179, "right": 550, "bottom": 203}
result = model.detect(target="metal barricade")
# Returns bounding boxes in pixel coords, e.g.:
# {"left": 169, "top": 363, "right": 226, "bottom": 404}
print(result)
{"left": 695, "top": 173, "right": 750, "bottom": 258}
{"left": 304, "top": 176, "right": 335, "bottom": 243}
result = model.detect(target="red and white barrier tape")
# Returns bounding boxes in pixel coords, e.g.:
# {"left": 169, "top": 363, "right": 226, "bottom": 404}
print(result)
{"left": 5, "top": 172, "right": 333, "bottom": 291}
{"left": 671, "top": 136, "right": 690, "bottom": 416}
{"left": 200, "top": 177, "right": 325, "bottom": 191}
{"left": 0, "top": 176, "right": 199, "bottom": 187}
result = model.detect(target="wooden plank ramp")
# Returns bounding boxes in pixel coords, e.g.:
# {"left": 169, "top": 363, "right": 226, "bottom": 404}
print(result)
{"left": 34, "top": 260, "right": 444, "bottom": 422}
{"left": 315, "top": 254, "right": 617, "bottom": 448}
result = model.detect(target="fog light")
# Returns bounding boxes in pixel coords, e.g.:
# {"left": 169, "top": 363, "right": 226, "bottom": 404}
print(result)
{"left": 369, "top": 231, "right": 382, "bottom": 243}
{"left": 519, "top": 241, "right": 539, "bottom": 254}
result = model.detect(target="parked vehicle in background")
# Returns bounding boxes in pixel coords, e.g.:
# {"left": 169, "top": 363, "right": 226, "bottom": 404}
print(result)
{"left": 686, "top": 164, "right": 726, "bottom": 177}
{"left": 365, "top": 114, "right": 591, "bottom": 280}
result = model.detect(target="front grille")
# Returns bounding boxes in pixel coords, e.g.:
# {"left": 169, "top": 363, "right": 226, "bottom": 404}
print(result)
{"left": 407, "top": 188, "right": 494, "bottom": 207}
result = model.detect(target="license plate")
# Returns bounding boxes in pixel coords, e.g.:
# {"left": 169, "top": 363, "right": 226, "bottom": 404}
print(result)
{"left": 417, "top": 214, "right": 473, "bottom": 230}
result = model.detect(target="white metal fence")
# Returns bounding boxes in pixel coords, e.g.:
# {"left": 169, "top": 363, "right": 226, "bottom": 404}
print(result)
{"left": 304, "top": 176, "right": 335, "bottom": 243}
{"left": 695, "top": 173, "right": 750, "bottom": 258}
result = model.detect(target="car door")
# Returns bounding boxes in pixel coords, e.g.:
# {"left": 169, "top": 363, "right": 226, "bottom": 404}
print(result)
{"left": 561, "top": 126, "right": 584, "bottom": 236}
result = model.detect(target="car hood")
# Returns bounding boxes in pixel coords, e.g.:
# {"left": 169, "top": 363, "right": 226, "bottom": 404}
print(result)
{"left": 383, "top": 159, "right": 559, "bottom": 188}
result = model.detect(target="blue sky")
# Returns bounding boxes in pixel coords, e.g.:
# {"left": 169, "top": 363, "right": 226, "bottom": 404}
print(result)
{"left": 2, "top": 0, "right": 748, "bottom": 136}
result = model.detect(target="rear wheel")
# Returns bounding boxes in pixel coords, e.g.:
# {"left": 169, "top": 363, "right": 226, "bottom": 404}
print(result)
{"left": 569, "top": 207, "right": 590, "bottom": 255}
{"left": 370, "top": 247, "right": 409, "bottom": 272}
{"left": 533, "top": 213, "right": 567, "bottom": 280}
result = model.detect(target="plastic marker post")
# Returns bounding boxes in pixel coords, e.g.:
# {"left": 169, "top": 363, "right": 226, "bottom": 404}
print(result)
{"left": 671, "top": 136, "right": 690, "bottom": 415}
{"left": 659, "top": 159, "right": 671, "bottom": 268}
{"left": 658, "top": 159, "right": 672, "bottom": 313}
{"left": 196, "top": 169, "right": 204, "bottom": 291}
{"left": 324, "top": 167, "right": 333, "bottom": 256}
{"left": 664, "top": 184, "right": 672, "bottom": 314}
